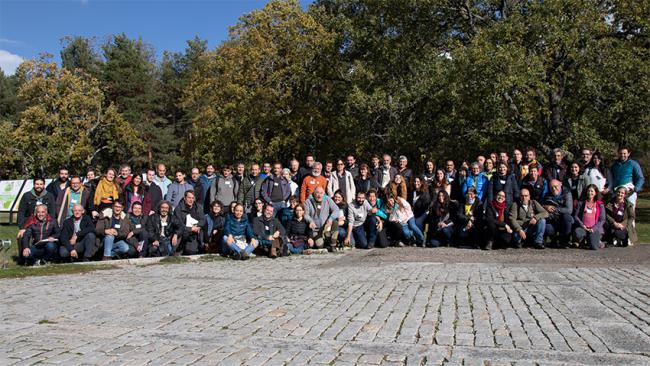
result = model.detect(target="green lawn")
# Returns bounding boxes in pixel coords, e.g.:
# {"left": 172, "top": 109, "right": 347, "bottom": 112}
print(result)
{"left": 636, "top": 195, "right": 650, "bottom": 244}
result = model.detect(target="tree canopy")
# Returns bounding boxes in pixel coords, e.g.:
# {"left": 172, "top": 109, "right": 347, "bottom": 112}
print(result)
{"left": 0, "top": 0, "right": 648, "bottom": 179}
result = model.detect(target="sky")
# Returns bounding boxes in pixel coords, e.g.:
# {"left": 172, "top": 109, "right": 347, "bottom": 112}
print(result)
{"left": 0, "top": 0, "right": 312, "bottom": 75}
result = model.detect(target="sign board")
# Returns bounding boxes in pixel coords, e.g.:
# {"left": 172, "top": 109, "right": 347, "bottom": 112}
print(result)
{"left": 0, "top": 180, "right": 25, "bottom": 212}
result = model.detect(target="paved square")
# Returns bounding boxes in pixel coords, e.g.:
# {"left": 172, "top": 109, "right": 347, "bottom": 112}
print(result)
{"left": 2, "top": 247, "right": 650, "bottom": 365}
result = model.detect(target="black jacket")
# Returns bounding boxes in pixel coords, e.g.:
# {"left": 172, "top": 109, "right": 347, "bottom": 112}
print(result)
{"left": 17, "top": 191, "right": 57, "bottom": 228}
{"left": 252, "top": 215, "right": 286, "bottom": 240}
{"left": 173, "top": 199, "right": 205, "bottom": 238}
{"left": 145, "top": 213, "right": 179, "bottom": 242}
{"left": 59, "top": 215, "right": 95, "bottom": 251}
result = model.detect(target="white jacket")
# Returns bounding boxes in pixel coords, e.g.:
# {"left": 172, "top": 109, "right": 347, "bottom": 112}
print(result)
{"left": 327, "top": 170, "right": 356, "bottom": 203}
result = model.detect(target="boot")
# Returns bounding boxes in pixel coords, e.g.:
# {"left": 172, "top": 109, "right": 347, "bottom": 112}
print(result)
{"left": 484, "top": 240, "right": 493, "bottom": 251}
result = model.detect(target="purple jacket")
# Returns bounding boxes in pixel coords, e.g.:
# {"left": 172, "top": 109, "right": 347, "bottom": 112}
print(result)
{"left": 261, "top": 175, "right": 291, "bottom": 203}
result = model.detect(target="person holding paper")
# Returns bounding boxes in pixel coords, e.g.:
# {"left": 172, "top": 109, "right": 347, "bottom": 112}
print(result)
{"left": 172, "top": 190, "right": 205, "bottom": 255}
{"left": 21, "top": 204, "right": 60, "bottom": 265}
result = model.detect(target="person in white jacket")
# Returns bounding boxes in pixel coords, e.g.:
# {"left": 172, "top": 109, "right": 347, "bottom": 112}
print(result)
{"left": 327, "top": 158, "right": 356, "bottom": 203}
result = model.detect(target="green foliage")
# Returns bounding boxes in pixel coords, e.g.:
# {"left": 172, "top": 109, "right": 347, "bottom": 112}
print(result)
{"left": 60, "top": 36, "right": 103, "bottom": 78}
{"left": 1, "top": 0, "right": 649, "bottom": 178}
{"left": 5, "top": 57, "right": 145, "bottom": 176}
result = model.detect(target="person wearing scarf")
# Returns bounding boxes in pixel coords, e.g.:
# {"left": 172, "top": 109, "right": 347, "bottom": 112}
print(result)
{"left": 605, "top": 186, "right": 637, "bottom": 246}
{"left": 93, "top": 168, "right": 121, "bottom": 215}
{"left": 485, "top": 191, "right": 513, "bottom": 250}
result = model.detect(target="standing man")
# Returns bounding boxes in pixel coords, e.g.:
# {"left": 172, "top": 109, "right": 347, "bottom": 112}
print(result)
{"left": 261, "top": 162, "right": 291, "bottom": 212}
{"left": 238, "top": 163, "right": 265, "bottom": 212}
{"left": 346, "top": 154, "right": 360, "bottom": 179}
{"left": 46, "top": 167, "right": 70, "bottom": 200}
{"left": 153, "top": 163, "right": 172, "bottom": 198}
{"left": 397, "top": 155, "right": 413, "bottom": 186}
{"left": 610, "top": 146, "right": 645, "bottom": 207}
{"left": 210, "top": 165, "right": 239, "bottom": 207}
{"left": 55, "top": 175, "right": 94, "bottom": 224}
{"left": 166, "top": 170, "right": 193, "bottom": 210}
{"left": 144, "top": 169, "right": 163, "bottom": 215}
{"left": 300, "top": 162, "right": 328, "bottom": 203}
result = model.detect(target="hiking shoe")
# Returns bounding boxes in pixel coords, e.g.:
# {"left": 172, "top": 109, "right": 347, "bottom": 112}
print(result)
{"left": 240, "top": 252, "right": 250, "bottom": 260}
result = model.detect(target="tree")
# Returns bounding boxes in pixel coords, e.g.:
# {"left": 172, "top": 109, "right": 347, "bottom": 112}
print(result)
{"left": 101, "top": 34, "right": 164, "bottom": 167}
{"left": 160, "top": 36, "right": 208, "bottom": 168}
{"left": 60, "top": 36, "right": 103, "bottom": 78}
{"left": 0, "top": 56, "right": 145, "bottom": 178}
{"left": 183, "top": 0, "right": 337, "bottom": 166}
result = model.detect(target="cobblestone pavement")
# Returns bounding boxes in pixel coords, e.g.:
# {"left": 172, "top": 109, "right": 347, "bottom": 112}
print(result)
{"left": 2, "top": 247, "right": 650, "bottom": 365}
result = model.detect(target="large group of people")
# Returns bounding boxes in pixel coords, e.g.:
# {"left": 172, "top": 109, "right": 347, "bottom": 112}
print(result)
{"left": 14, "top": 146, "right": 645, "bottom": 265}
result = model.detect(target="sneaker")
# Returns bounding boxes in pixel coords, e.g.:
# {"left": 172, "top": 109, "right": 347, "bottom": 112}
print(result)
{"left": 396, "top": 241, "right": 405, "bottom": 247}
{"left": 240, "top": 252, "right": 250, "bottom": 260}
{"left": 102, "top": 256, "right": 112, "bottom": 261}
{"left": 534, "top": 242, "right": 545, "bottom": 250}
{"left": 484, "top": 241, "right": 493, "bottom": 251}
{"left": 514, "top": 242, "right": 523, "bottom": 249}
{"left": 231, "top": 252, "right": 241, "bottom": 260}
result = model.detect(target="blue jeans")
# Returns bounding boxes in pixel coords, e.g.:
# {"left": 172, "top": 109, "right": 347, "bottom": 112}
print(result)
{"left": 103, "top": 235, "right": 129, "bottom": 257}
{"left": 428, "top": 226, "right": 454, "bottom": 247}
{"left": 352, "top": 215, "right": 378, "bottom": 249}
{"left": 414, "top": 213, "right": 428, "bottom": 232}
{"left": 271, "top": 201, "right": 286, "bottom": 216}
{"left": 223, "top": 235, "right": 254, "bottom": 255}
{"left": 514, "top": 218, "right": 546, "bottom": 245}
{"left": 402, "top": 218, "right": 424, "bottom": 244}
{"left": 288, "top": 243, "right": 305, "bottom": 254}
{"left": 27, "top": 242, "right": 59, "bottom": 262}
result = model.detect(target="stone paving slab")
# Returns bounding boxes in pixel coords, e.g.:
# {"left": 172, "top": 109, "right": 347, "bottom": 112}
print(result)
{"left": 1, "top": 248, "right": 650, "bottom": 365}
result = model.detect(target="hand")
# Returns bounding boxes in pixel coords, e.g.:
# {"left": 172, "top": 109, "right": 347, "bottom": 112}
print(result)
{"left": 171, "top": 235, "right": 178, "bottom": 247}
{"left": 466, "top": 221, "right": 473, "bottom": 230}
{"left": 70, "top": 234, "right": 77, "bottom": 245}
{"left": 226, "top": 235, "right": 234, "bottom": 245}
{"left": 137, "top": 244, "right": 143, "bottom": 252}
{"left": 344, "top": 236, "right": 351, "bottom": 245}
{"left": 338, "top": 218, "right": 345, "bottom": 226}
{"left": 191, "top": 225, "right": 200, "bottom": 233}
{"left": 273, "top": 231, "right": 280, "bottom": 239}
{"left": 324, "top": 223, "right": 332, "bottom": 233}
{"left": 615, "top": 223, "right": 624, "bottom": 230}
{"left": 70, "top": 249, "right": 78, "bottom": 259}
{"left": 251, "top": 238, "right": 258, "bottom": 247}
{"left": 307, "top": 238, "right": 314, "bottom": 247}
{"left": 545, "top": 206, "right": 556, "bottom": 214}
{"left": 309, "top": 222, "right": 316, "bottom": 230}
{"left": 127, "top": 232, "right": 134, "bottom": 239}
{"left": 149, "top": 210, "right": 155, "bottom": 215}
{"left": 47, "top": 236, "right": 56, "bottom": 242}
{"left": 92, "top": 211, "right": 99, "bottom": 218}
{"left": 505, "top": 225, "right": 513, "bottom": 234}
{"left": 377, "top": 220, "right": 383, "bottom": 231}
{"left": 519, "top": 230, "right": 527, "bottom": 241}
{"left": 267, "top": 235, "right": 274, "bottom": 241}
{"left": 22, "top": 248, "right": 30, "bottom": 257}
{"left": 152, "top": 240, "right": 160, "bottom": 247}
{"left": 438, "top": 222, "right": 445, "bottom": 229}
{"left": 530, "top": 217, "right": 537, "bottom": 226}
{"left": 17, "top": 229, "right": 25, "bottom": 239}
{"left": 371, "top": 207, "right": 378, "bottom": 214}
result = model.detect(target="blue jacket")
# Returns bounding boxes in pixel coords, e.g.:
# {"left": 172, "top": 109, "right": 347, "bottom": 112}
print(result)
{"left": 462, "top": 173, "right": 489, "bottom": 202}
{"left": 223, "top": 214, "right": 254, "bottom": 239}
{"left": 610, "top": 159, "right": 645, "bottom": 192}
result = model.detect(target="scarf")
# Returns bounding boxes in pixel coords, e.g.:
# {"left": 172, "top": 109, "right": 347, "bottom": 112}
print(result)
{"left": 490, "top": 200, "right": 506, "bottom": 222}
{"left": 94, "top": 177, "right": 120, "bottom": 206}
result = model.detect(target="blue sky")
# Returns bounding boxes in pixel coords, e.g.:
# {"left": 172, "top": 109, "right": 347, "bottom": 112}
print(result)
{"left": 0, "top": 0, "right": 312, "bottom": 75}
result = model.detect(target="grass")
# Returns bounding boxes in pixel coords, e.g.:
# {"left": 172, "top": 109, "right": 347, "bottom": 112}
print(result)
{"left": 0, "top": 263, "right": 117, "bottom": 279}
{"left": 636, "top": 194, "right": 650, "bottom": 244}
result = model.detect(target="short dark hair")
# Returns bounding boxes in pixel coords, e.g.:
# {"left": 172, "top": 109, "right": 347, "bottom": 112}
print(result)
{"left": 33, "top": 177, "right": 46, "bottom": 185}
{"left": 184, "top": 189, "right": 195, "bottom": 198}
